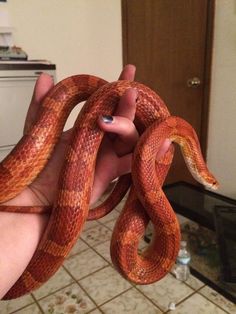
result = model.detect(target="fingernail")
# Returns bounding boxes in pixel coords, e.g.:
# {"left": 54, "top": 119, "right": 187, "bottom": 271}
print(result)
{"left": 133, "top": 88, "right": 138, "bottom": 100}
{"left": 101, "top": 115, "right": 114, "bottom": 124}
{"left": 128, "top": 87, "right": 138, "bottom": 100}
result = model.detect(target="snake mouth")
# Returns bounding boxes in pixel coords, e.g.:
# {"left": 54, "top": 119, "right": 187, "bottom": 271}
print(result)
{"left": 210, "top": 180, "right": 219, "bottom": 190}
{"left": 204, "top": 179, "right": 219, "bottom": 191}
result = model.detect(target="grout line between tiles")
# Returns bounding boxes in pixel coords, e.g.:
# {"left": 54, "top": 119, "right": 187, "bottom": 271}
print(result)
{"left": 32, "top": 281, "right": 76, "bottom": 302}
{"left": 63, "top": 264, "right": 112, "bottom": 285}
{"left": 10, "top": 298, "right": 43, "bottom": 314}
{"left": 79, "top": 231, "right": 112, "bottom": 258}
{"left": 169, "top": 272, "right": 232, "bottom": 314}
{"left": 24, "top": 208, "right": 231, "bottom": 314}
{"left": 8, "top": 194, "right": 229, "bottom": 314}
{"left": 89, "top": 287, "right": 134, "bottom": 313}
{"left": 132, "top": 285, "right": 164, "bottom": 313}
{"left": 80, "top": 225, "right": 113, "bottom": 248}
{"left": 99, "top": 200, "right": 233, "bottom": 313}
{"left": 77, "top": 221, "right": 173, "bottom": 313}
{"left": 68, "top": 249, "right": 90, "bottom": 259}
{"left": 163, "top": 274, "right": 217, "bottom": 313}
{"left": 7, "top": 294, "right": 42, "bottom": 314}
{"left": 63, "top": 233, "right": 158, "bottom": 313}
{"left": 132, "top": 272, "right": 216, "bottom": 314}
{"left": 198, "top": 288, "right": 232, "bottom": 314}
{"left": 79, "top": 237, "right": 164, "bottom": 312}
{"left": 162, "top": 287, "right": 229, "bottom": 314}
{"left": 63, "top": 264, "right": 110, "bottom": 308}
{"left": 163, "top": 290, "right": 196, "bottom": 314}
{"left": 82, "top": 221, "right": 100, "bottom": 232}
{"left": 87, "top": 308, "right": 104, "bottom": 314}
{"left": 98, "top": 220, "right": 115, "bottom": 231}
{"left": 183, "top": 279, "right": 206, "bottom": 291}
{"left": 29, "top": 293, "right": 45, "bottom": 313}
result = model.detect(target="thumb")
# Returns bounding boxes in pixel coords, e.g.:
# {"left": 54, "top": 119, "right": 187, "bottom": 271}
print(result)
{"left": 24, "top": 73, "right": 54, "bottom": 134}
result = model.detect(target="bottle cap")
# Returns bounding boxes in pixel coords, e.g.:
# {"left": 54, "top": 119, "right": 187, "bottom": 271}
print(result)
{"left": 180, "top": 241, "right": 187, "bottom": 247}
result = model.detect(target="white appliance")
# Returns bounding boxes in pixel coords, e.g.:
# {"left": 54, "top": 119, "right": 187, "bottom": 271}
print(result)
{"left": 0, "top": 62, "right": 56, "bottom": 161}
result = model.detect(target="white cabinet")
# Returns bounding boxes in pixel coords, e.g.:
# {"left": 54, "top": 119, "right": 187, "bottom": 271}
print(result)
{"left": 0, "top": 62, "right": 56, "bottom": 161}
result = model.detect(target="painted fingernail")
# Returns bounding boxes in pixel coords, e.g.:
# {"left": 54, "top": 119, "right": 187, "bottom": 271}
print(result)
{"left": 134, "top": 88, "right": 138, "bottom": 100}
{"left": 101, "top": 115, "right": 114, "bottom": 124}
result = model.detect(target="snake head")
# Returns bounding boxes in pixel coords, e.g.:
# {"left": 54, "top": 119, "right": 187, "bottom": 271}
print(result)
{"left": 202, "top": 173, "right": 219, "bottom": 191}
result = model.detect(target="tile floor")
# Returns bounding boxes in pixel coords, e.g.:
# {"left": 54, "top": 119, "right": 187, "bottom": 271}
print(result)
{"left": 0, "top": 198, "right": 236, "bottom": 314}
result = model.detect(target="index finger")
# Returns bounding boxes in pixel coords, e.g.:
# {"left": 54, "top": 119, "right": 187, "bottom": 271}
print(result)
{"left": 24, "top": 73, "right": 54, "bottom": 134}
{"left": 114, "top": 64, "right": 137, "bottom": 120}
{"left": 118, "top": 64, "right": 136, "bottom": 81}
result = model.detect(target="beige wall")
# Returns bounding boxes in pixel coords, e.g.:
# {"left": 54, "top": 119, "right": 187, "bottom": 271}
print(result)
{"left": 1, "top": 0, "right": 235, "bottom": 197}
{"left": 2, "top": 0, "right": 122, "bottom": 81}
{"left": 1, "top": 0, "right": 122, "bottom": 132}
{"left": 207, "top": 0, "right": 236, "bottom": 198}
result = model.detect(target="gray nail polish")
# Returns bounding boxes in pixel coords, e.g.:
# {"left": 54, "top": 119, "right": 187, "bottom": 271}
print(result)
{"left": 102, "top": 115, "right": 113, "bottom": 123}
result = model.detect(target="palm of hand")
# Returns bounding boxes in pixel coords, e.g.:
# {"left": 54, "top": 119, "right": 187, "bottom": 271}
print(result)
{"left": 26, "top": 66, "right": 137, "bottom": 206}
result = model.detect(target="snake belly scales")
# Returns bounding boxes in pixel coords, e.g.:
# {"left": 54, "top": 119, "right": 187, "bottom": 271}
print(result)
{"left": 0, "top": 74, "right": 218, "bottom": 299}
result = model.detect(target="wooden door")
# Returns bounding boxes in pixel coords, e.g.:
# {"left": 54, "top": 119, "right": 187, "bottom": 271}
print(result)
{"left": 122, "top": 0, "right": 214, "bottom": 184}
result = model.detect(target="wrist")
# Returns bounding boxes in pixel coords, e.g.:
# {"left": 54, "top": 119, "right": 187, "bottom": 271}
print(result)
{"left": 2, "top": 186, "right": 49, "bottom": 207}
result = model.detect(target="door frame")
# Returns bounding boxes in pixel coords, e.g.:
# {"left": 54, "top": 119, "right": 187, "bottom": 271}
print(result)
{"left": 122, "top": 0, "right": 215, "bottom": 158}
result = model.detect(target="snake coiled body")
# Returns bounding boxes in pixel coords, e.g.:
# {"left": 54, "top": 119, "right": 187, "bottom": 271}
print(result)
{"left": 0, "top": 75, "right": 218, "bottom": 299}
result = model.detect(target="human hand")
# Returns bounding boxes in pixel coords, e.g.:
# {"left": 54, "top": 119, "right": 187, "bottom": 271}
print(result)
{"left": 0, "top": 65, "right": 173, "bottom": 298}
{"left": 6, "top": 65, "right": 138, "bottom": 207}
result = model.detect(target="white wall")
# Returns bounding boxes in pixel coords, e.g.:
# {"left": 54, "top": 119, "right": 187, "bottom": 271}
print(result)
{"left": 207, "top": 0, "right": 236, "bottom": 198}
{"left": 1, "top": 0, "right": 122, "bottom": 81}
{"left": 0, "top": 0, "right": 122, "bottom": 132}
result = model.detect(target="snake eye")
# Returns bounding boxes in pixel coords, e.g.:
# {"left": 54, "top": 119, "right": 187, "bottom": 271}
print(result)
{"left": 210, "top": 180, "right": 219, "bottom": 190}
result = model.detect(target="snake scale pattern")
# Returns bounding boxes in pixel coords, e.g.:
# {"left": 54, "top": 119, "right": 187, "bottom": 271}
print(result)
{"left": 0, "top": 75, "right": 218, "bottom": 299}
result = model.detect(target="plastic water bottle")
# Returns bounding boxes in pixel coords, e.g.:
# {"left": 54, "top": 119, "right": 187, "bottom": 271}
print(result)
{"left": 174, "top": 241, "right": 191, "bottom": 281}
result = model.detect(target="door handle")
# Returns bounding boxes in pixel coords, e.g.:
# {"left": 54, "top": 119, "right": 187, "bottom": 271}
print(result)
{"left": 187, "top": 77, "right": 201, "bottom": 88}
